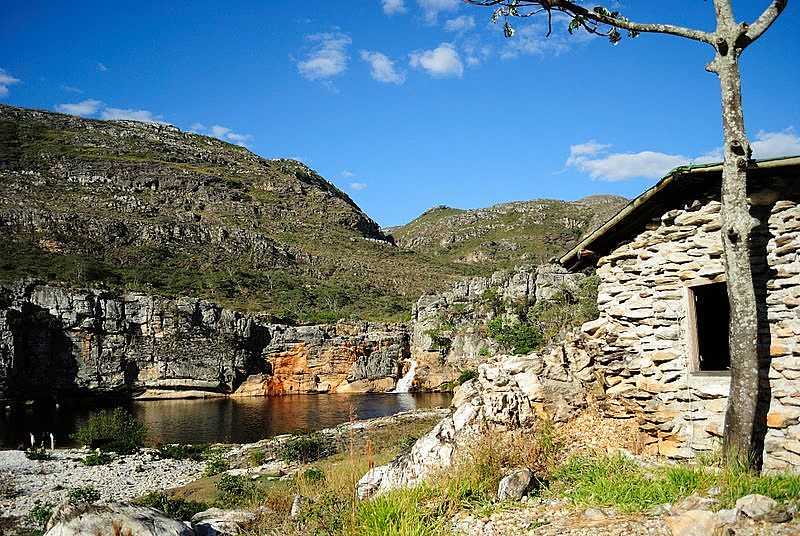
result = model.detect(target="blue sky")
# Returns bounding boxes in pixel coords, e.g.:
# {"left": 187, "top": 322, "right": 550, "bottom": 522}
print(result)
{"left": 2, "top": 1, "right": 799, "bottom": 227}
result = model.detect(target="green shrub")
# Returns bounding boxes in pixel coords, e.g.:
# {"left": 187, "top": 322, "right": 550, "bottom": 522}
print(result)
{"left": 457, "top": 369, "right": 478, "bottom": 385}
{"left": 67, "top": 486, "right": 100, "bottom": 505}
{"left": 278, "top": 433, "right": 334, "bottom": 464}
{"left": 134, "top": 491, "right": 208, "bottom": 521}
{"left": 215, "top": 474, "right": 259, "bottom": 508}
{"left": 478, "top": 346, "right": 491, "bottom": 357}
{"left": 157, "top": 443, "right": 207, "bottom": 461}
{"left": 202, "top": 452, "right": 230, "bottom": 477}
{"left": 24, "top": 445, "right": 52, "bottom": 461}
{"left": 298, "top": 491, "right": 349, "bottom": 536}
{"left": 82, "top": 451, "right": 112, "bottom": 466}
{"left": 302, "top": 467, "right": 326, "bottom": 483}
{"left": 248, "top": 448, "right": 266, "bottom": 467}
{"left": 26, "top": 501, "right": 54, "bottom": 530}
{"left": 487, "top": 317, "right": 543, "bottom": 355}
{"left": 73, "top": 408, "right": 146, "bottom": 454}
{"left": 398, "top": 435, "right": 418, "bottom": 452}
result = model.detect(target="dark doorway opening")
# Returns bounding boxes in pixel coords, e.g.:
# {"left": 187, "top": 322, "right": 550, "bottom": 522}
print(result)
{"left": 691, "top": 282, "right": 731, "bottom": 372}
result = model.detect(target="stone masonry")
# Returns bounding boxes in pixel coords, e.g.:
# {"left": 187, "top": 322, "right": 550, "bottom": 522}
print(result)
{"left": 586, "top": 183, "right": 800, "bottom": 470}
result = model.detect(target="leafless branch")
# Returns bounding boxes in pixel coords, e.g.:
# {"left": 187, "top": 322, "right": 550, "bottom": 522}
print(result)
{"left": 742, "top": 0, "right": 788, "bottom": 47}
{"left": 465, "top": 0, "right": 715, "bottom": 44}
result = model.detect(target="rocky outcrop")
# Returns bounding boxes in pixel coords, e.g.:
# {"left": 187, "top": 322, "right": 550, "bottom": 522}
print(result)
{"left": 0, "top": 281, "right": 408, "bottom": 400}
{"left": 357, "top": 332, "right": 596, "bottom": 498}
{"left": 44, "top": 502, "right": 195, "bottom": 536}
{"left": 410, "top": 264, "right": 585, "bottom": 390}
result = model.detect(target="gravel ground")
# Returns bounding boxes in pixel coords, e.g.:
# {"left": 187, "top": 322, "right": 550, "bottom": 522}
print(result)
{"left": 0, "top": 448, "right": 204, "bottom": 518}
{"left": 452, "top": 498, "right": 800, "bottom": 536}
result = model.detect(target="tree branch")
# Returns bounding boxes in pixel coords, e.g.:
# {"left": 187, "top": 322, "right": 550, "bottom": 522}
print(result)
{"left": 742, "top": 0, "right": 788, "bottom": 47}
{"left": 466, "top": 1, "right": 715, "bottom": 44}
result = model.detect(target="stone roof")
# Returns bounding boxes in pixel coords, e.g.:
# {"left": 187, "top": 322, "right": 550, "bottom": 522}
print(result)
{"left": 559, "top": 155, "right": 800, "bottom": 271}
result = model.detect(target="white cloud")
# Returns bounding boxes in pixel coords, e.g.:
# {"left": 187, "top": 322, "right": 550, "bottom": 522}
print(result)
{"left": 409, "top": 43, "right": 463, "bottom": 78}
{"left": 566, "top": 129, "right": 800, "bottom": 182}
{"left": 444, "top": 15, "right": 475, "bottom": 33}
{"left": 341, "top": 170, "right": 356, "bottom": 178}
{"left": 61, "top": 85, "right": 83, "bottom": 94}
{"left": 382, "top": 0, "right": 406, "bottom": 15}
{"left": 360, "top": 50, "right": 405, "bottom": 84}
{"left": 0, "top": 68, "right": 21, "bottom": 98}
{"left": 752, "top": 128, "right": 800, "bottom": 159}
{"left": 417, "top": 0, "right": 459, "bottom": 23}
{"left": 56, "top": 99, "right": 103, "bottom": 117}
{"left": 463, "top": 43, "right": 492, "bottom": 67}
{"left": 100, "top": 107, "right": 165, "bottom": 124}
{"left": 350, "top": 182, "right": 368, "bottom": 191}
{"left": 192, "top": 124, "right": 254, "bottom": 146}
{"left": 97, "top": 62, "right": 108, "bottom": 72}
{"left": 298, "top": 32, "right": 352, "bottom": 81}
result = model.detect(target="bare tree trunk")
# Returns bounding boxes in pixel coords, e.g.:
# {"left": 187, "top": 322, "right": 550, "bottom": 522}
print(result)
{"left": 713, "top": 42, "right": 761, "bottom": 465}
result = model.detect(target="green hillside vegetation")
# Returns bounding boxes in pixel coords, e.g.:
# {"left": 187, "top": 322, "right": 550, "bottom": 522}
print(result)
{"left": 0, "top": 105, "right": 470, "bottom": 323}
{"left": 389, "top": 195, "right": 627, "bottom": 275}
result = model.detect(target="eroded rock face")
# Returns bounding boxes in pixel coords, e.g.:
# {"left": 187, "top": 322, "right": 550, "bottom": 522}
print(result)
{"left": 0, "top": 282, "right": 408, "bottom": 399}
{"left": 410, "top": 264, "right": 585, "bottom": 391}
{"left": 358, "top": 334, "right": 595, "bottom": 498}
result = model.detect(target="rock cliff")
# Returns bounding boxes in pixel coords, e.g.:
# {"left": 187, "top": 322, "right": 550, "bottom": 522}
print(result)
{"left": 409, "top": 264, "right": 586, "bottom": 390}
{"left": 0, "top": 281, "right": 408, "bottom": 401}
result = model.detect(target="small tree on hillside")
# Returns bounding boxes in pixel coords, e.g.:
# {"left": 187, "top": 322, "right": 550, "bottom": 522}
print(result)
{"left": 467, "top": 0, "right": 788, "bottom": 468}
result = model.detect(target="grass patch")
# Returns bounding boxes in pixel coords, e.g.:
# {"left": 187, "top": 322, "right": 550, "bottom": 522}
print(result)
{"left": 67, "top": 486, "right": 100, "bottom": 505}
{"left": 134, "top": 491, "right": 208, "bottom": 521}
{"left": 81, "top": 451, "right": 113, "bottom": 466}
{"left": 157, "top": 443, "right": 208, "bottom": 461}
{"left": 73, "top": 408, "right": 146, "bottom": 454}
{"left": 278, "top": 432, "right": 336, "bottom": 464}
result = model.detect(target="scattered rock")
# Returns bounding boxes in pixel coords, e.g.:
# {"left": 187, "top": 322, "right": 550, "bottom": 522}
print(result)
{"left": 497, "top": 468, "right": 534, "bottom": 501}
{"left": 289, "top": 494, "right": 303, "bottom": 520}
{"left": 735, "top": 493, "right": 778, "bottom": 520}
{"left": 666, "top": 509, "right": 722, "bottom": 536}
{"left": 191, "top": 508, "right": 256, "bottom": 536}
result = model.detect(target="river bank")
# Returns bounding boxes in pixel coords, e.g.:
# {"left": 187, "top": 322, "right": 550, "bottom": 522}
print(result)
{"left": 0, "top": 407, "right": 449, "bottom": 529}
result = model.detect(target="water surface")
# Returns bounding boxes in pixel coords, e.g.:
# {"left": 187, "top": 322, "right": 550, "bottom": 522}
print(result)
{"left": 0, "top": 393, "right": 452, "bottom": 449}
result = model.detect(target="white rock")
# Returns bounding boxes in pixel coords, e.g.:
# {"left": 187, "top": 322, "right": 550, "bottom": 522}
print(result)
{"left": 45, "top": 502, "right": 194, "bottom": 536}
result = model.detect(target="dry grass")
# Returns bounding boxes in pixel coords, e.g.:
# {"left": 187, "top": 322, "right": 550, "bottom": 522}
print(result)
{"left": 554, "top": 400, "right": 645, "bottom": 459}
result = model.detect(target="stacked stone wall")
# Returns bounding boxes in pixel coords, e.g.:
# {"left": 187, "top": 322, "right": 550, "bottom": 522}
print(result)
{"left": 589, "top": 180, "right": 800, "bottom": 470}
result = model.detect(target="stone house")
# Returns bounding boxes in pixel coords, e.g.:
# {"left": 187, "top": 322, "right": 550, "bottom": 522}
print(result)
{"left": 559, "top": 156, "right": 800, "bottom": 470}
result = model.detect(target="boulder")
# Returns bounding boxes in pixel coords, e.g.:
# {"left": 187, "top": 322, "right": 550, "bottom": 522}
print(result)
{"left": 665, "top": 509, "right": 722, "bottom": 536}
{"left": 735, "top": 493, "right": 778, "bottom": 520}
{"left": 191, "top": 508, "right": 256, "bottom": 536}
{"left": 496, "top": 468, "right": 534, "bottom": 501}
{"left": 44, "top": 502, "right": 194, "bottom": 536}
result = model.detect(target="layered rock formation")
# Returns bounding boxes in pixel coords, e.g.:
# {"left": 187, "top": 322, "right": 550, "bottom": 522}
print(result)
{"left": 0, "top": 281, "right": 408, "bottom": 400}
{"left": 410, "top": 265, "right": 585, "bottom": 390}
{"left": 358, "top": 330, "right": 597, "bottom": 498}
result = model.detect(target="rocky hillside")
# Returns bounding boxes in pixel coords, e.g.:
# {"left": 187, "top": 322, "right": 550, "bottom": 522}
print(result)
{"left": 388, "top": 196, "right": 627, "bottom": 274}
{"left": 0, "top": 105, "right": 460, "bottom": 323}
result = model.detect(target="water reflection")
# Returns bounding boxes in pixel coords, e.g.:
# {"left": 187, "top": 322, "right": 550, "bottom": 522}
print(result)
{"left": 0, "top": 393, "right": 452, "bottom": 448}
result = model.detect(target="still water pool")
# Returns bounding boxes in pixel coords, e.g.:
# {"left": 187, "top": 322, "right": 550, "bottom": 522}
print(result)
{"left": 0, "top": 393, "right": 452, "bottom": 449}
